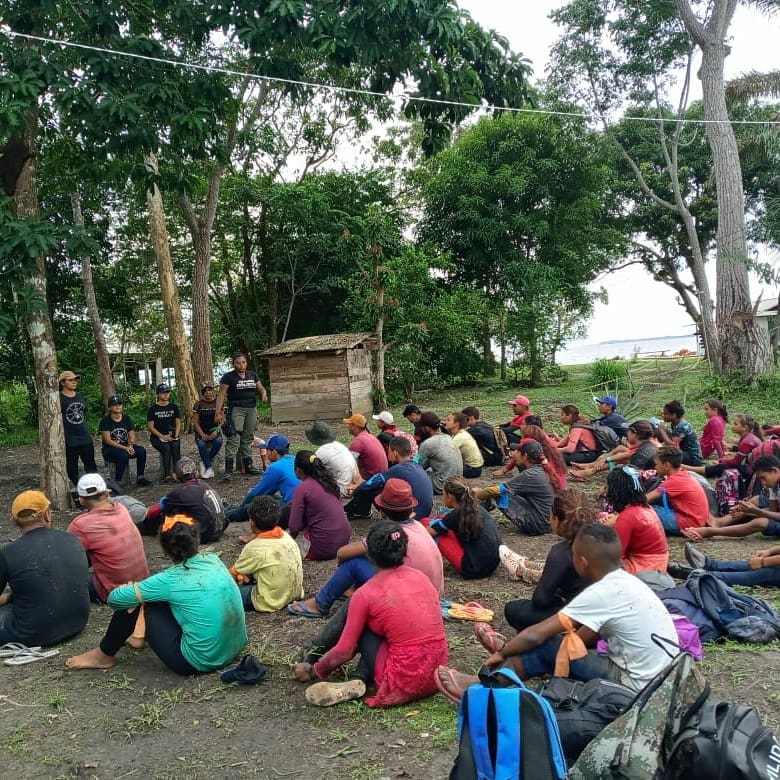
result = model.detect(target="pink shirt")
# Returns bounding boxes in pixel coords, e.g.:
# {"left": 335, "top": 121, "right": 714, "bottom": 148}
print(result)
{"left": 700, "top": 416, "right": 726, "bottom": 459}
{"left": 349, "top": 430, "right": 389, "bottom": 480}
{"left": 67, "top": 503, "right": 149, "bottom": 602}
{"left": 401, "top": 520, "right": 445, "bottom": 595}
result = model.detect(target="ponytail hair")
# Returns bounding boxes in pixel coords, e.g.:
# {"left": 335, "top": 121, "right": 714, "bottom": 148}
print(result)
{"left": 519, "top": 438, "right": 559, "bottom": 488}
{"left": 734, "top": 413, "right": 763, "bottom": 440}
{"left": 706, "top": 399, "right": 728, "bottom": 422}
{"left": 442, "top": 475, "right": 483, "bottom": 542}
{"left": 294, "top": 450, "right": 340, "bottom": 496}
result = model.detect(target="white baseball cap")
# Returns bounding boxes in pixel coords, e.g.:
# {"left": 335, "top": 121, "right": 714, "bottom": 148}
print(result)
{"left": 372, "top": 411, "right": 394, "bottom": 425}
{"left": 77, "top": 473, "right": 108, "bottom": 497}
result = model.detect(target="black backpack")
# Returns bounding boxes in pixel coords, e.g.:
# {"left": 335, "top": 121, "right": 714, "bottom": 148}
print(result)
{"left": 572, "top": 422, "right": 621, "bottom": 453}
{"left": 663, "top": 699, "right": 780, "bottom": 780}
{"left": 539, "top": 677, "right": 635, "bottom": 765}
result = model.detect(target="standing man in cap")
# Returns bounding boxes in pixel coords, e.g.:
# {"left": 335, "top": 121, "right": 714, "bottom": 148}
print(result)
{"left": 594, "top": 396, "right": 629, "bottom": 437}
{"left": 418, "top": 412, "right": 463, "bottom": 494}
{"left": 191, "top": 381, "right": 223, "bottom": 479}
{"left": 68, "top": 474, "right": 149, "bottom": 604}
{"left": 98, "top": 395, "right": 151, "bottom": 486}
{"left": 305, "top": 421, "right": 359, "bottom": 497}
{"left": 146, "top": 383, "right": 182, "bottom": 483}
{"left": 215, "top": 352, "right": 268, "bottom": 477}
{"left": 0, "top": 491, "right": 90, "bottom": 646}
{"left": 373, "top": 411, "right": 418, "bottom": 457}
{"left": 344, "top": 413, "right": 388, "bottom": 480}
{"left": 224, "top": 435, "right": 301, "bottom": 528}
{"left": 59, "top": 370, "right": 98, "bottom": 486}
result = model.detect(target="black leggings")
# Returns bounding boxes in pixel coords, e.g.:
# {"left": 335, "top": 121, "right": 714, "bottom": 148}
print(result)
{"left": 504, "top": 599, "right": 557, "bottom": 632}
{"left": 150, "top": 438, "right": 181, "bottom": 479}
{"left": 100, "top": 602, "right": 200, "bottom": 676}
{"left": 66, "top": 443, "right": 97, "bottom": 486}
{"left": 562, "top": 450, "right": 598, "bottom": 466}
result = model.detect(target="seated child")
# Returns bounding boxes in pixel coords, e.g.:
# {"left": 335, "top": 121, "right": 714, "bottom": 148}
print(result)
{"left": 683, "top": 456, "right": 780, "bottom": 542}
{"left": 435, "top": 524, "right": 678, "bottom": 702}
{"left": 423, "top": 476, "right": 500, "bottom": 579}
{"left": 656, "top": 400, "right": 703, "bottom": 466}
{"left": 647, "top": 445, "right": 709, "bottom": 535}
{"left": 569, "top": 420, "right": 657, "bottom": 480}
{"left": 229, "top": 496, "right": 304, "bottom": 612}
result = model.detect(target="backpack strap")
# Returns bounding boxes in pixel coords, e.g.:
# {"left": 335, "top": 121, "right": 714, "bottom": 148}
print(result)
{"left": 492, "top": 687, "right": 523, "bottom": 778}
{"left": 696, "top": 698, "right": 719, "bottom": 737}
{"left": 464, "top": 686, "right": 496, "bottom": 778}
{"left": 484, "top": 666, "right": 525, "bottom": 688}
{"left": 650, "top": 632, "right": 680, "bottom": 659}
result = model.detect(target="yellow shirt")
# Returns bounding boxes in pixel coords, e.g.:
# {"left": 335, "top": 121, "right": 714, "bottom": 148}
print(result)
{"left": 452, "top": 429, "right": 484, "bottom": 468}
{"left": 232, "top": 532, "right": 304, "bottom": 612}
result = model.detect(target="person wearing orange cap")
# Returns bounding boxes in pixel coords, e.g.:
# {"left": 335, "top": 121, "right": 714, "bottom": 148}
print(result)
{"left": 343, "top": 413, "right": 388, "bottom": 480}
{"left": 0, "top": 491, "right": 90, "bottom": 646}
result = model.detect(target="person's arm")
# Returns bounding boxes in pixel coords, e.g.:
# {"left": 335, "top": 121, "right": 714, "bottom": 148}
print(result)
{"left": 558, "top": 428, "right": 589, "bottom": 454}
{"left": 751, "top": 545, "right": 780, "bottom": 569}
{"left": 336, "top": 539, "right": 368, "bottom": 562}
{"left": 101, "top": 430, "right": 125, "bottom": 449}
{"left": 488, "top": 612, "right": 569, "bottom": 667}
{"left": 107, "top": 568, "right": 173, "bottom": 609}
{"left": 173, "top": 409, "right": 182, "bottom": 438}
{"left": 215, "top": 383, "right": 229, "bottom": 423}
{"left": 287, "top": 483, "right": 306, "bottom": 537}
{"left": 242, "top": 469, "right": 279, "bottom": 504}
{"left": 530, "top": 544, "right": 572, "bottom": 610}
{"left": 656, "top": 423, "right": 673, "bottom": 444}
{"left": 255, "top": 379, "right": 268, "bottom": 404}
{"left": 312, "top": 591, "right": 369, "bottom": 677}
{"left": 645, "top": 487, "right": 662, "bottom": 504}
{"left": 191, "top": 407, "right": 206, "bottom": 438}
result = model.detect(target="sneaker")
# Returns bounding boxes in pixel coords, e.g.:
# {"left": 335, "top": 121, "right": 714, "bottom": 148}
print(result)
{"left": 667, "top": 562, "right": 694, "bottom": 580}
{"left": 684, "top": 542, "right": 707, "bottom": 570}
{"left": 136, "top": 477, "right": 151, "bottom": 487}
{"left": 304, "top": 679, "right": 366, "bottom": 707}
{"left": 202, "top": 466, "right": 214, "bottom": 479}
{"left": 498, "top": 544, "right": 526, "bottom": 581}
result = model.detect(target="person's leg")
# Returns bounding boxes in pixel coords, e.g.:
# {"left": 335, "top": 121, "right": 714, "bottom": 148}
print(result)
{"left": 344, "top": 490, "right": 376, "bottom": 519}
{"left": 651, "top": 503, "right": 682, "bottom": 536}
{"left": 500, "top": 496, "right": 547, "bottom": 535}
{"left": 563, "top": 450, "right": 599, "bottom": 466}
{"left": 133, "top": 445, "right": 147, "bottom": 479}
{"left": 209, "top": 436, "right": 223, "bottom": 463}
{"left": 195, "top": 437, "right": 210, "bottom": 469}
{"left": 504, "top": 599, "right": 556, "bottom": 632}
{"left": 463, "top": 465, "right": 482, "bottom": 479}
{"left": 278, "top": 503, "right": 292, "bottom": 530}
{"left": 104, "top": 448, "right": 130, "bottom": 482}
{"left": 420, "top": 517, "right": 465, "bottom": 573}
{"left": 239, "top": 584, "right": 256, "bottom": 611}
{"left": 224, "top": 406, "right": 240, "bottom": 469}
{"left": 313, "top": 558, "right": 375, "bottom": 613}
{"left": 0, "top": 603, "right": 22, "bottom": 645}
{"left": 297, "top": 602, "right": 350, "bottom": 664}
{"left": 518, "top": 635, "right": 622, "bottom": 684}
{"left": 81, "top": 441, "right": 98, "bottom": 474}
{"left": 708, "top": 566, "right": 780, "bottom": 587}
{"left": 686, "top": 517, "right": 769, "bottom": 540}
{"left": 170, "top": 438, "right": 181, "bottom": 465}
{"left": 66, "top": 607, "right": 140, "bottom": 669}
{"left": 65, "top": 447, "right": 80, "bottom": 486}
{"left": 143, "top": 602, "right": 200, "bottom": 675}
{"left": 239, "top": 407, "right": 258, "bottom": 471}
{"left": 224, "top": 503, "right": 250, "bottom": 525}
{"left": 703, "top": 463, "right": 729, "bottom": 479}
{"left": 353, "top": 628, "right": 384, "bottom": 684}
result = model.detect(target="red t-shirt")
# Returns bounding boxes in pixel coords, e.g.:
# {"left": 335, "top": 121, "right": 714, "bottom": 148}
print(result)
{"left": 67, "top": 503, "right": 149, "bottom": 602}
{"left": 509, "top": 411, "right": 532, "bottom": 428}
{"left": 614, "top": 505, "right": 668, "bottom": 559}
{"left": 660, "top": 471, "right": 710, "bottom": 530}
{"left": 349, "top": 429, "right": 389, "bottom": 480}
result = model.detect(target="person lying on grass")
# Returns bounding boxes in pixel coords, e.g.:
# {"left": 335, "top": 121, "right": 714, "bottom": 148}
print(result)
{"left": 568, "top": 420, "right": 657, "bottom": 481}
{"left": 497, "top": 489, "right": 596, "bottom": 633}
{"left": 435, "top": 524, "right": 678, "bottom": 703}
{"left": 669, "top": 541, "right": 780, "bottom": 588}
{"left": 66, "top": 516, "right": 247, "bottom": 675}
{"left": 287, "top": 478, "right": 443, "bottom": 618}
{"left": 292, "top": 520, "right": 448, "bottom": 708}
{"left": 422, "top": 475, "right": 500, "bottom": 579}
{"left": 683, "top": 456, "right": 780, "bottom": 542}
{"left": 228, "top": 496, "right": 303, "bottom": 612}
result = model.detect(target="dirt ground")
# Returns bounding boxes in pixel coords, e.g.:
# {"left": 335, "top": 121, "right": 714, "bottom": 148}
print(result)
{"left": 1, "top": 431, "right": 779, "bottom": 780}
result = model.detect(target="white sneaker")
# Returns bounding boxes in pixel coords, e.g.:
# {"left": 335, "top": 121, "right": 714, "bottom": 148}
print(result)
{"left": 498, "top": 544, "right": 527, "bottom": 581}
{"left": 202, "top": 466, "right": 214, "bottom": 479}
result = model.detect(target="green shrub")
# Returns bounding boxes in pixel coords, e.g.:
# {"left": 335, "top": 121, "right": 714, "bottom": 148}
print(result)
{"left": 589, "top": 358, "right": 628, "bottom": 389}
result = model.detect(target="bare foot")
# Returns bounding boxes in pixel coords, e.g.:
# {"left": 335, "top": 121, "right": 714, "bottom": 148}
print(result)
{"left": 682, "top": 526, "right": 712, "bottom": 541}
{"left": 66, "top": 647, "right": 117, "bottom": 670}
{"left": 435, "top": 665, "right": 479, "bottom": 704}
{"left": 125, "top": 636, "right": 146, "bottom": 650}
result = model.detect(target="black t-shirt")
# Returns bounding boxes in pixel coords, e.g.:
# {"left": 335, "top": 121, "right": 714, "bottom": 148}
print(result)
{"left": 193, "top": 400, "right": 218, "bottom": 436}
{"left": 441, "top": 505, "right": 501, "bottom": 579}
{"left": 60, "top": 392, "right": 92, "bottom": 447}
{"left": 467, "top": 420, "right": 503, "bottom": 466}
{"left": 99, "top": 413, "right": 135, "bottom": 447}
{"left": 0, "top": 527, "right": 90, "bottom": 645}
{"left": 147, "top": 403, "right": 181, "bottom": 438}
{"left": 630, "top": 440, "right": 658, "bottom": 470}
{"left": 532, "top": 540, "right": 588, "bottom": 611}
{"left": 219, "top": 370, "right": 259, "bottom": 406}
{"left": 161, "top": 480, "right": 226, "bottom": 543}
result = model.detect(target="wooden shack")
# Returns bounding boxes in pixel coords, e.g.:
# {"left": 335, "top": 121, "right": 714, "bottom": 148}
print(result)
{"left": 259, "top": 333, "right": 378, "bottom": 423}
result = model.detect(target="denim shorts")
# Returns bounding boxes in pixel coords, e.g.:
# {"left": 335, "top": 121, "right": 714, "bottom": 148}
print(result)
{"left": 763, "top": 519, "right": 780, "bottom": 538}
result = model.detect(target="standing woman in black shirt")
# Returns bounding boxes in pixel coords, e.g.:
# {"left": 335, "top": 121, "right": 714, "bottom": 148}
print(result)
{"left": 59, "top": 370, "right": 98, "bottom": 485}
{"left": 215, "top": 352, "right": 268, "bottom": 477}
{"left": 146, "top": 383, "right": 181, "bottom": 483}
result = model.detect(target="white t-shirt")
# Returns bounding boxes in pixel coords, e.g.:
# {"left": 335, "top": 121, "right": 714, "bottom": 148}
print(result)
{"left": 316, "top": 441, "right": 359, "bottom": 497}
{"left": 561, "top": 568, "right": 677, "bottom": 690}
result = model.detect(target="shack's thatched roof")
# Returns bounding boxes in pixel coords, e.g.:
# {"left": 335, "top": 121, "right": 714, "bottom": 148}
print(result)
{"left": 259, "top": 333, "right": 378, "bottom": 357}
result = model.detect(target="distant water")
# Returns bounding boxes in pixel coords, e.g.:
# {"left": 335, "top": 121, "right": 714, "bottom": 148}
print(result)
{"left": 558, "top": 335, "right": 701, "bottom": 366}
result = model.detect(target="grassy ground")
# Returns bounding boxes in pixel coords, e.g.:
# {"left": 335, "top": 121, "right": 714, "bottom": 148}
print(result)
{"left": 1, "top": 357, "right": 780, "bottom": 778}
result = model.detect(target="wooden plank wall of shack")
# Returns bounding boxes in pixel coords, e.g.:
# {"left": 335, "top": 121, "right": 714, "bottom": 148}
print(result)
{"left": 346, "top": 347, "right": 374, "bottom": 417}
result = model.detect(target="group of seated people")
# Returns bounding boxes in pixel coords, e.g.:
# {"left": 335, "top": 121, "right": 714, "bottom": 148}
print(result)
{"left": 3, "top": 391, "right": 779, "bottom": 716}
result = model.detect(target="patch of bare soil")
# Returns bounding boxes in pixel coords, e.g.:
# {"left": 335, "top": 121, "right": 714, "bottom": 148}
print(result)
{"left": 0, "top": 433, "right": 778, "bottom": 779}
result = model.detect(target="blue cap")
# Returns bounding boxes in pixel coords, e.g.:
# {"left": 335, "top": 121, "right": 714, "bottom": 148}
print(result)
{"left": 265, "top": 434, "right": 290, "bottom": 451}
{"left": 596, "top": 396, "right": 618, "bottom": 408}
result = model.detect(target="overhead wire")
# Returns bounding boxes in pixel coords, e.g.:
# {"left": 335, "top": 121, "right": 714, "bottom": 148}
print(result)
{"left": 3, "top": 28, "right": 780, "bottom": 126}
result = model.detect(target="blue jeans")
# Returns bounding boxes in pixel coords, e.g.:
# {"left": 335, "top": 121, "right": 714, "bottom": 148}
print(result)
{"left": 102, "top": 445, "right": 147, "bottom": 482}
{"left": 520, "top": 635, "right": 623, "bottom": 683}
{"left": 195, "top": 436, "right": 223, "bottom": 469}
{"left": 239, "top": 584, "right": 256, "bottom": 611}
{"left": 0, "top": 603, "right": 19, "bottom": 645}
{"left": 315, "top": 556, "right": 376, "bottom": 614}
{"left": 706, "top": 559, "right": 780, "bottom": 587}
{"left": 652, "top": 492, "right": 681, "bottom": 535}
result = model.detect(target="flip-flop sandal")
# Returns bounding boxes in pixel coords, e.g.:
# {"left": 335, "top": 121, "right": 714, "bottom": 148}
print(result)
{"left": 434, "top": 666, "right": 468, "bottom": 705}
{"left": 445, "top": 601, "right": 495, "bottom": 623}
{"left": 305, "top": 680, "right": 366, "bottom": 707}
{"left": 4, "top": 648, "right": 60, "bottom": 666}
{"left": 0, "top": 643, "right": 42, "bottom": 658}
{"left": 287, "top": 601, "right": 327, "bottom": 619}
{"left": 473, "top": 623, "right": 506, "bottom": 654}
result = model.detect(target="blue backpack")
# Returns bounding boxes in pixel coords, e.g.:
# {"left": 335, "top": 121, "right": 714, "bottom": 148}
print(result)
{"left": 449, "top": 667, "right": 567, "bottom": 780}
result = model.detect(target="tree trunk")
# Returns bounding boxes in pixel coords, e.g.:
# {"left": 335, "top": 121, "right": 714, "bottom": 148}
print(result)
{"left": 189, "top": 223, "right": 215, "bottom": 383}
{"left": 71, "top": 193, "right": 115, "bottom": 403}
{"left": 15, "top": 110, "right": 69, "bottom": 507}
{"left": 675, "top": 0, "right": 772, "bottom": 379}
{"left": 374, "top": 279, "right": 386, "bottom": 410}
{"left": 145, "top": 154, "right": 199, "bottom": 419}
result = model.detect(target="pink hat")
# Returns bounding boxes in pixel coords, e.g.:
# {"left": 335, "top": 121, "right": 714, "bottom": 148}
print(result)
{"left": 508, "top": 395, "right": 530, "bottom": 407}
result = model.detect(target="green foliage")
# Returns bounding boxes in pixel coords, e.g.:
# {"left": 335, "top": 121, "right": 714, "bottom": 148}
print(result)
{"left": 589, "top": 358, "right": 629, "bottom": 390}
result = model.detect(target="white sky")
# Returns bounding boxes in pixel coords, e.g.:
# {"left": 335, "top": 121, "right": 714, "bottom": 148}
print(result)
{"left": 458, "top": 0, "right": 780, "bottom": 343}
